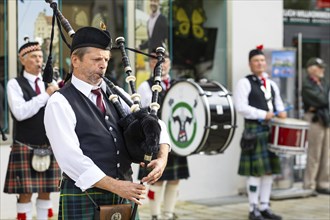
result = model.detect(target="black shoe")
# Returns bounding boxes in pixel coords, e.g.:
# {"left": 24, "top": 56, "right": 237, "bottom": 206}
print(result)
{"left": 249, "top": 209, "right": 265, "bottom": 220}
{"left": 151, "top": 215, "right": 158, "bottom": 220}
{"left": 260, "top": 209, "right": 282, "bottom": 220}
{"left": 316, "top": 188, "right": 330, "bottom": 195}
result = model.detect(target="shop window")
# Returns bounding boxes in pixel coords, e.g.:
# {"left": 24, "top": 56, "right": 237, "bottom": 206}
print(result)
{"left": 134, "top": 0, "right": 228, "bottom": 86}
{"left": 18, "top": 0, "right": 126, "bottom": 86}
{"left": 0, "top": 0, "right": 8, "bottom": 135}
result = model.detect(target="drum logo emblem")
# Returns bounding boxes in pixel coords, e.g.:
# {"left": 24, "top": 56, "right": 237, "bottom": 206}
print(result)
{"left": 167, "top": 101, "right": 197, "bottom": 148}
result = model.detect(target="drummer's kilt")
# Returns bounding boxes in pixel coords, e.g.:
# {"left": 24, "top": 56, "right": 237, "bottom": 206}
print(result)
{"left": 138, "top": 152, "right": 190, "bottom": 181}
{"left": 58, "top": 178, "right": 137, "bottom": 220}
{"left": 3, "top": 144, "right": 61, "bottom": 193}
{"left": 238, "top": 122, "right": 281, "bottom": 176}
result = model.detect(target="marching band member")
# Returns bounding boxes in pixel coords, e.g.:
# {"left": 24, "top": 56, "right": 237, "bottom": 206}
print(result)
{"left": 4, "top": 39, "right": 60, "bottom": 220}
{"left": 44, "top": 26, "right": 170, "bottom": 219}
{"left": 234, "top": 46, "right": 286, "bottom": 220}
{"left": 137, "top": 51, "right": 190, "bottom": 220}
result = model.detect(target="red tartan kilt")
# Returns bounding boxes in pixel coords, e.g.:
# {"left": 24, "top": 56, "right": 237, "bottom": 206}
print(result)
{"left": 3, "top": 144, "right": 61, "bottom": 194}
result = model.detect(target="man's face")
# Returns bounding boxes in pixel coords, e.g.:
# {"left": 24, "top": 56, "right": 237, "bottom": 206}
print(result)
{"left": 149, "top": 53, "right": 158, "bottom": 71}
{"left": 307, "top": 65, "right": 325, "bottom": 79}
{"left": 20, "top": 51, "right": 43, "bottom": 75}
{"left": 162, "top": 57, "right": 171, "bottom": 79}
{"left": 150, "top": 0, "right": 160, "bottom": 13}
{"left": 249, "top": 54, "right": 267, "bottom": 76}
{"left": 72, "top": 47, "right": 110, "bottom": 86}
{"left": 149, "top": 54, "right": 170, "bottom": 79}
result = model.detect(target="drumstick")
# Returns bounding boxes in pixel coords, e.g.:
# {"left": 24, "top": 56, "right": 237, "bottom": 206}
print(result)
{"left": 274, "top": 105, "right": 293, "bottom": 116}
{"left": 258, "top": 105, "right": 293, "bottom": 123}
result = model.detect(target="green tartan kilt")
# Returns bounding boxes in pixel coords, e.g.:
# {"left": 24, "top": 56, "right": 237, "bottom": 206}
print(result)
{"left": 58, "top": 178, "right": 138, "bottom": 220}
{"left": 238, "top": 122, "right": 281, "bottom": 176}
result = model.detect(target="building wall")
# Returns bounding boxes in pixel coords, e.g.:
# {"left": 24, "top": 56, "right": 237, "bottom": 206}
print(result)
{"left": 170, "top": 0, "right": 284, "bottom": 201}
{"left": 1, "top": 0, "right": 284, "bottom": 218}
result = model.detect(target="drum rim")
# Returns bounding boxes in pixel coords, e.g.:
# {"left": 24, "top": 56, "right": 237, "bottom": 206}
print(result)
{"left": 268, "top": 144, "right": 306, "bottom": 155}
{"left": 161, "top": 80, "right": 211, "bottom": 156}
{"left": 210, "top": 81, "right": 237, "bottom": 153}
{"left": 270, "top": 118, "right": 310, "bottom": 127}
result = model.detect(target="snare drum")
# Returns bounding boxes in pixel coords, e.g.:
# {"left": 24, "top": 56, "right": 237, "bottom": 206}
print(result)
{"left": 161, "top": 79, "right": 236, "bottom": 156}
{"left": 268, "top": 118, "right": 309, "bottom": 155}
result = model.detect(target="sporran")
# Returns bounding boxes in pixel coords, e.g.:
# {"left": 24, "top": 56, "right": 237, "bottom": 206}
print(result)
{"left": 94, "top": 204, "right": 131, "bottom": 220}
{"left": 31, "top": 148, "right": 52, "bottom": 172}
{"left": 85, "top": 191, "right": 132, "bottom": 220}
{"left": 240, "top": 129, "right": 257, "bottom": 152}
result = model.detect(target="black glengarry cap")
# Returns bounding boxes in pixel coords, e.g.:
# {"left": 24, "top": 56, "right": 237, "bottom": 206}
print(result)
{"left": 70, "top": 26, "right": 112, "bottom": 54}
{"left": 249, "top": 44, "right": 264, "bottom": 60}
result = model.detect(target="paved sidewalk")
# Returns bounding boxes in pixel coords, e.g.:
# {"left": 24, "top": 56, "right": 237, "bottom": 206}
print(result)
{"left": 138, "top": 194, "right": 330, "bottom": 220}
{"left": 28, "top": 193, "right": 329, "bottom": 220}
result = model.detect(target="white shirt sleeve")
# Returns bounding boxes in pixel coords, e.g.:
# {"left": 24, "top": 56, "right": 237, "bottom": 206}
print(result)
{"left": 44, "top": 92, "right": 106, "bottom": 191}
{"left": 7, "top": 78, "right": 49, "bottom": 121}
{"left": 233, "top": 77, "right": 267, "bottom": 120}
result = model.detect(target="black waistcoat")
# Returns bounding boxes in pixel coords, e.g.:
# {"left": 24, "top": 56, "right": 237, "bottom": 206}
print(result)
{"left": 246, "top": 75, "right": 276, "bottom": 112}
{"left": 59, "top": 83, "right": 133, "bottom": 181}
{"left": 13, "top": 77, "right": 49, "bottom": 145}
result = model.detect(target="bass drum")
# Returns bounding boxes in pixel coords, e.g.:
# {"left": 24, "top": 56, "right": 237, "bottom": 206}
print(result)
{"left": 161, "top": 79, "right": 236, "bottom": 156}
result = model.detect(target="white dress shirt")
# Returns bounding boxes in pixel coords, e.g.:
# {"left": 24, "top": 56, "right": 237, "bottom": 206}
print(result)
{"left": 137, "top": 79, "right": 168, "bottom": 108}
{"left": 44, "top": 74, "right": 170, "bottom": 191}
{"left": 148, "top": 9, "right": 161, "bottom": 37}
{"left": 7, "top": 71, "right": 50, "bottom": 121}
{"left": 234, "top": 73, "right": 285, "bottom": 120}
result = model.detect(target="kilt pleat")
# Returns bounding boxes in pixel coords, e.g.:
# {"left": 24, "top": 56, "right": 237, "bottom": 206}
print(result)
{"left": 3, "top": 144, "right": 61, "bottom": 193}
{"left": 58, "top": 178, "right": 137, "bottom": 220}
{"left": 138, "top": 152, "right": 190, "bottom": 181}
{"left": 238, "top": 122, "right": 281, "bottom": 176}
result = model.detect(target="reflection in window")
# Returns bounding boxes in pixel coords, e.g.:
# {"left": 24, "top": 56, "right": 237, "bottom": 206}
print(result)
{"left": 60, "top": 0, "right": 126, "bottom": 86}
{"left": 0, "top": 0, "right": 8, "bottom": 133}
{"left": 17, "top": 0, "right": 126, "bottom": 87}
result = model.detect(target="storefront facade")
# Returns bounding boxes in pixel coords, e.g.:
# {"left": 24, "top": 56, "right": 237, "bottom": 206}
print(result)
{"left": 0, "top": 0, "right": 329, "bottom": 218}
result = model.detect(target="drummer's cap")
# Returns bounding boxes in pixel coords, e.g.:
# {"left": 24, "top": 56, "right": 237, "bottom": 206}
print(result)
{"left": 249, "top": 44, "right": 264, "bottom": 60}
{"left": 306, "top": 57, "right": 327, "bottom": 69}
{"left": 18, "top": 37, "right": 41, "bottom": 58}
{"left": 70, "top": 25, "right": 112, "bottom": 54}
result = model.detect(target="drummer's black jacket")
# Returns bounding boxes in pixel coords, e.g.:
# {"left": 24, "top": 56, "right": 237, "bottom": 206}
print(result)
{"left": 246, "top": 75, "right": 276, "bottom": 112}
{"left": 302, "top": 76, "right": 330, "bottom": 127}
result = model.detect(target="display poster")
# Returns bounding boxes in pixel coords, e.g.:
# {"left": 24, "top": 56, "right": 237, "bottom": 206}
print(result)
{"left": 271, "top": 50, "right": 296, "bottom": 78}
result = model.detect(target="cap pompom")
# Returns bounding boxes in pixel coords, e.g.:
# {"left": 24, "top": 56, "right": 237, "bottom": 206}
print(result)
{"left": 256, "top": 44, "right": 264, "bottom": 50}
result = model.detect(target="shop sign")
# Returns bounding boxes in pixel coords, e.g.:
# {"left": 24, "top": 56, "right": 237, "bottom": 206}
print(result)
{"left": 283, "top": 9, "right": 330, "bottom": 25}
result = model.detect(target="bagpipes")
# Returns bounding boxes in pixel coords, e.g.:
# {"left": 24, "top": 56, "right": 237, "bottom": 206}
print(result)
{"left": 43, "top": 2, "right": 165, "bottom": 217}
{"left": 43, "top": 0, "right": 165, "bottom": 161}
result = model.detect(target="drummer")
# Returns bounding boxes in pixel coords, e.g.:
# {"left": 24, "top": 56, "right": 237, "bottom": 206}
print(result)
{"left": 234, "top": 45, "right": 287, "bottom": 220}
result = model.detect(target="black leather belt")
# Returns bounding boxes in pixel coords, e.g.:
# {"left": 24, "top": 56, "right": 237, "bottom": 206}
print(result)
{"left": 244, "top": 119, "right": 261, "bottom": 124}
{"left": 15, "top": 140, "right": 50, "bottom": 149}
{"left": 58, "top": 172, "right": 73, "bottom": 189}
{"left": 62, "top": 172, "right": 72, "bottom": 180}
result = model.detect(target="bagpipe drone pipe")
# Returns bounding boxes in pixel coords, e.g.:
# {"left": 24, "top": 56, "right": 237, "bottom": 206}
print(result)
{"left": 43, "top": 1, "right": 164, "bottom": 175}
